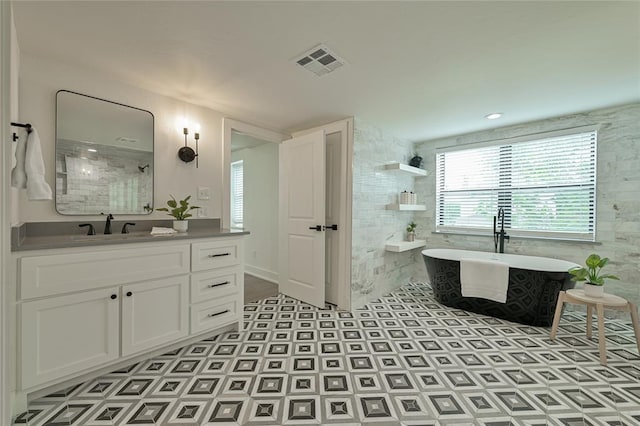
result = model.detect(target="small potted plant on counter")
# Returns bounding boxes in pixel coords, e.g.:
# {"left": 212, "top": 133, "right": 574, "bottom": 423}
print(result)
{"left": 568, "top": 253, "right": 619, "bottom": 298}
{"left": 406, "top": 221, "right": 417, "bottom": 242}
{"left": 156, "top": 195, "right": 199, "bottom": 232}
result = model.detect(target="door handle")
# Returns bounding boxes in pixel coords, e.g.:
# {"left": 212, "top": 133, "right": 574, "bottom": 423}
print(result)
{"left": 308, "top": 225, "right": 323, "bottom": 231}
{"left": 208, "top": 281, "right": 230, "bottom": 288}
{"left": 326, "top": 224, "right": 338, "bottom": 230}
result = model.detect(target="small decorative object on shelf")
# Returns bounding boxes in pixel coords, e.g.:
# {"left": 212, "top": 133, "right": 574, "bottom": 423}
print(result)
{"left": 406, "top": 221, "right": 417, "bottom": 242}
{"left": 156, "top": 194, "right": 200, "bottom": 233}
{"left": 568, "top": 253, "right": 620, "bottom": 298}
{"left": 409, "top": 153, "right": 423, "bottom": 169}
{"left": 399, "top": 191, "right": 418, "bottom": 205}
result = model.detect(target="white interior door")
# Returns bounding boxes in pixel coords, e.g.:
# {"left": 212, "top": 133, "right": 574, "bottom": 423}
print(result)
{"left": 325, "top": 132, "right": 342, "bottom": 305}
{"left": 279, "top": 130, "right": 326, "bottom": 308}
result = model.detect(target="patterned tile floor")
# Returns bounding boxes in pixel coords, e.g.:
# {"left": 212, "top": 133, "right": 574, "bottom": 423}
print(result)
{"left": 14, "top": 282, "right": 640, "bottom": 425}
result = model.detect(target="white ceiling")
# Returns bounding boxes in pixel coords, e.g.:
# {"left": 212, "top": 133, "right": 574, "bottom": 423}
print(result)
{"left": 12, "top": 1, "right": 640, "bottom": 142}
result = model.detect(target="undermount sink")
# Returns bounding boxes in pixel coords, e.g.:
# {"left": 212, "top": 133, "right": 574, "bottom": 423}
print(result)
{"left": 69, "top": 232, "right": 151, "bottom": 242}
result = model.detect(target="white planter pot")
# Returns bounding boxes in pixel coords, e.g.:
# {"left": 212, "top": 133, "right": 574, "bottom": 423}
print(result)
{"left": 406, "top": 231, "right": 415, "bottom": 242}
{"left": 173, "top": 220, "right": 188, "bottom": 233}
{"left": 583, "top": 283, "right": 604, "bottom": 298}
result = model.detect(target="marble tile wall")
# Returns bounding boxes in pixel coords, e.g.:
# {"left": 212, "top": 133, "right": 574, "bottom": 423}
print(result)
{"left": 55, "top": 140, "right": 153, "bottom": 214}
{"left": 350, "top": 118, "right": 423, "bottom": 309}
{"left": 412, "top": 103, "right": 640, "bottom": 310}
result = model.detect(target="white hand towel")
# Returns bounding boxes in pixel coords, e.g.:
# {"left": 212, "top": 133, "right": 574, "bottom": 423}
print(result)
{"left": 460, "top": 258, "right": 509, "bottom": 303}
{"left": 25, "top": 128, "right": 53, "bottom": 200}
{"left": 150, "top": 227, "right": 177, "bottom": 235}
{"left": 11, "top": 129, "right": 28, "bottom": 189}
{"left": 11, "top": 127, "right": 53, "bottom": 200}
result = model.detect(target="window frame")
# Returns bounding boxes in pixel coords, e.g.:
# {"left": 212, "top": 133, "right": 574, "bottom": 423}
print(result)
{"left": 230, "top": 159, "right": 244, "bottom": 229}
{"left": 435, "top": 126, "right": 598, "bottom": 242}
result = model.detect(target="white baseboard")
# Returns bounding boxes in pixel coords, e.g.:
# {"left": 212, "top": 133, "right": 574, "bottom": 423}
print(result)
{"left": 245, "top": 264, "right": 279, "bottom": 284}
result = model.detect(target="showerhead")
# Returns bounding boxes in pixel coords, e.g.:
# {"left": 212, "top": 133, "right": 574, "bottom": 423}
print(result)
{"left": 138, "top": 164, "right": 150, "bottom": 173}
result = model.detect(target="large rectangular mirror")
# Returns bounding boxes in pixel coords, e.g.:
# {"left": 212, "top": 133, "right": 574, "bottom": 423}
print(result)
{"left": 55, "top": 90, "right": 154, "bottom": 215}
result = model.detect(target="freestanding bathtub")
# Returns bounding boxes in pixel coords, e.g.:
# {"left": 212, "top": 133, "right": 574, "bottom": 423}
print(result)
{"left": 422, "top": 248, "right": 579, "bottom": 326}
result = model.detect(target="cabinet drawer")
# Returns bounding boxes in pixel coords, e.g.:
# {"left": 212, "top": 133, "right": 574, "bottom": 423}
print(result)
{"left": 190, "top": 266, "right": 242, "bottom": 304}
{"left": 190, "top": 295, "right": 240, "bottom": 334}
{"left": 191, "top": 238, "right": 242, "bottom": 272}
{"left": 20, "top": 244, "right": 190, "bottom": 300}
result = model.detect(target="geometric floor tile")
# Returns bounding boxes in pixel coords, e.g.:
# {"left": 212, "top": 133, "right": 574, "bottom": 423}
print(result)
{"left": 15, "top": 282, "right": 640, "bottom": 425}
{"left": 126, "top": 401, "right": 170, "bottom": 424}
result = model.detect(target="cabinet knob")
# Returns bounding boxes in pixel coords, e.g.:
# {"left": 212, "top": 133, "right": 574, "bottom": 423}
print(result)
{"left": 126, "top": 291, "right": 133, "bottom": 297}
{"left": 110, "top": 294, "right": 117, "bottom": 300}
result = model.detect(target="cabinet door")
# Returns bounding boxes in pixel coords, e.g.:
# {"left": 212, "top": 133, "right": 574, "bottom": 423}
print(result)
{"left": 121, "top": 276, "right": 189, "bottom": 356}
{"left": 20, "top": 287, "right": 120, "bottom": 389}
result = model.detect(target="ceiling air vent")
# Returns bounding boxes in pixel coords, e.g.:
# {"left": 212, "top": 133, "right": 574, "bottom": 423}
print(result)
{"left": 294, "top": 44, "right": 345, "bottom": 76}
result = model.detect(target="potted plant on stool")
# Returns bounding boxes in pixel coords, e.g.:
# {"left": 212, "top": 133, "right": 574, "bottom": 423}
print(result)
{"left": 568, "top": 253, "right": 619, "bottom": 298}
{"left": 156, "top": 195, "right": 199, "bottom": 232}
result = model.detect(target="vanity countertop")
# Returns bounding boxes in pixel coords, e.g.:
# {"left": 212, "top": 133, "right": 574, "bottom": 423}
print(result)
{"left": 12, "top": 219, "right": 249, "bottom": 252}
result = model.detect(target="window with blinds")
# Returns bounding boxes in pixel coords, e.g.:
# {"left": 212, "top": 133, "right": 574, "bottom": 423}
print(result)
{"left": 436, "top": 129, "right": 597, "bottom": 241}
{"left": 230, "top": 160, "right": 244, "bottom": 228}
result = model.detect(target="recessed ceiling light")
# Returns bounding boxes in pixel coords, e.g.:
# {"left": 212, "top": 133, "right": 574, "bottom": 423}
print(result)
{"left": 485, "top": 113, "right": 503, "bottom": 120}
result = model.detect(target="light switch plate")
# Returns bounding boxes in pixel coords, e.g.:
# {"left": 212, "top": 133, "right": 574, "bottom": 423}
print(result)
{"left": 197, "top": 187, "right": 211, "bottom": 200}
{"left": 197, "top": 207, "right": 208, "bottom": 218}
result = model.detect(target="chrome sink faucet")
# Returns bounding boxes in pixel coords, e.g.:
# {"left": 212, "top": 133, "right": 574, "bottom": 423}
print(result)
{"left": 103, "top": 213, "right": 114, "bottom": 234}
{"left": 493, "top": 208, "right": 510, "bottom": 253}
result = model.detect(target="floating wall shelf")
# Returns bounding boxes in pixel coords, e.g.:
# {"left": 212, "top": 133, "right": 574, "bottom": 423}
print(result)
{"left": 385, "top": 203, "right": 426, "bottom": 211}
{"left": 385, "top": 240, "right": 427, "bottom": 252}
{"left": 384, "top": 162, "right": 427, "bottom": 176}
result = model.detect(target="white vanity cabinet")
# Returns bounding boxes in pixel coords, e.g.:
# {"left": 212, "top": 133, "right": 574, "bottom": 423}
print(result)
{"left": 15, "top": 235, "right": 244, "bottom": 396}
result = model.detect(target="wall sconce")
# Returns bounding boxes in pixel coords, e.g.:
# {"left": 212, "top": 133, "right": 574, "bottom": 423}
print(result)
{"left": 178, "top": 127, "right": 200, "bottom": 168}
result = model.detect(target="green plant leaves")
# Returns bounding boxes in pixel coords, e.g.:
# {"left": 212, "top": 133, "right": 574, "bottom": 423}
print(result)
{"left": 585, "top": 254, "right": 601, "bottom": 269}
{"left": 569, "top": 254, "right": 618, "bottom": 286}
{"left": 568, "top": 267, "right": 587, "bottom": 281}
{"left": 156, "top": 195, "right": 199, "bottom": 220}
{"left": 600, "top": 273, "right": 620, "bottom": 281}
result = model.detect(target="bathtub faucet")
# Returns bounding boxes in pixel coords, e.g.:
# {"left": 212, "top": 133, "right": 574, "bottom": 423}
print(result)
{"left": 493, "top": 208, "right": 510, "bottom": 253}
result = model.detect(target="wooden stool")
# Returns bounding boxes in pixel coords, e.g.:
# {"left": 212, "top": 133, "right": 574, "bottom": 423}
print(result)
{"left": 550, "top": 289, "right": 640, "bottom": 365}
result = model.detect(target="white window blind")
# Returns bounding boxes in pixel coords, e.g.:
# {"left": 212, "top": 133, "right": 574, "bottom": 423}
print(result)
{"left": 230, "top": 160, "right": 244, "bottom": 228}
{"left": 436, "top": 129, "right": 597, "bottom": 241}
